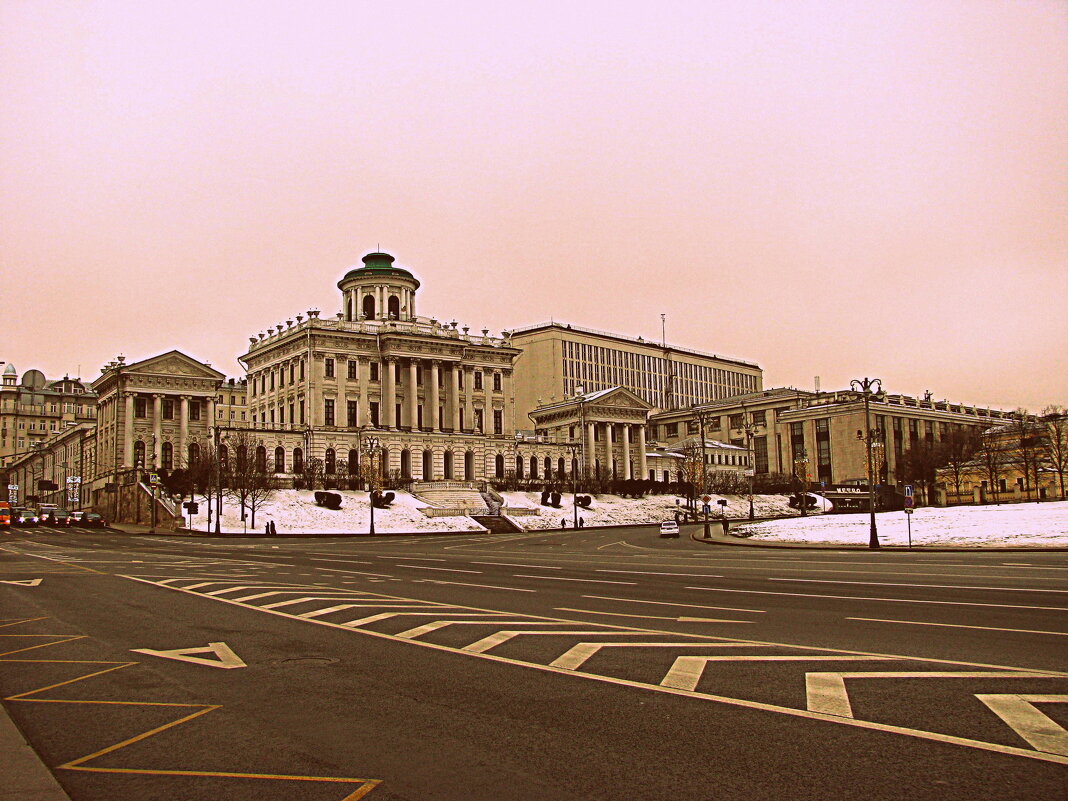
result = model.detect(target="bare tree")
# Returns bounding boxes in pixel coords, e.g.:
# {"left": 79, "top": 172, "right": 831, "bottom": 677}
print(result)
{"left": 936, "top": 427, "right": 977, "bottom": 505}
{"left": 1042, "top": 405, "right": 1068, "bottom": 501}
{"left": 976, "top": 428, "right": 1008, "bottom": 505}
{"left": 1006, "top": 411, "right": 1043, "bottom": 501}
{"left": 223, "top": 429, "right": 260, "bottom": 521}
{"left": 302, "top": 456, "right": 324, "bottom": 492}
{"left": 245, "top": 465, "right": 276, "bottom": 529}
{"left": 896, "top": 439, "right": 942, "bottom": 506}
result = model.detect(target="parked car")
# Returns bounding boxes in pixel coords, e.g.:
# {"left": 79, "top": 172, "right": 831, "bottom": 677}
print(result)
{"left": 14, "top": 509, "right": 39, "bottom": 527}
{"left": 659, "top": 520, "right": 681, "bottom": 538}
{"left": 40, "top": 508, "right": 72, "bottom": 526}
{"left": 68, "top": 511, "right": 87, "bottom": 526}
{"left": 83, "top": 512, "right": 107, "bottom": 528}
{"left": 0, "top": 502, "right": 10, "bottom": 529}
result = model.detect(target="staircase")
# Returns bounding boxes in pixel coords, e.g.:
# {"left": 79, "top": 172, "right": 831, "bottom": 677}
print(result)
{"left": 412, "top": 487, "right": 489, "bottom": 511}
{"left": 472, "top": 515, "right": 523, "bottom": 533}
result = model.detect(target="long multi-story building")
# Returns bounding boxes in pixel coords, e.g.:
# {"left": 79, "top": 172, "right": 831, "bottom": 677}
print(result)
{"left": 508, "top": 321, "right": 762, "bottom": 426}
{"left": 0, "top": 364, "right": 97, "bottom": 468}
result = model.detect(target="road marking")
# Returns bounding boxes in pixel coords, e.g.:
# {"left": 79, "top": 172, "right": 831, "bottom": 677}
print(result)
{"left": 470, "top": 561, "right": 562, "bottom": 570}
{"left": 976, "top": 694, "right": 1068, "bottom": 756}
{"left": 685, "top": 586, "right": 1068, "bottom": 612}
{"left": 343, "top": 611, "right": 510, "bottom": 628}
{"left": 805, "top": 671, "right": 1058, "bottom": 718}
{"left": 394, "top": 564, "right": 483, "bottom": 573}
{"left": 769, "top": 577, "right": 1068, "bottom": 593}
{"left": 555, "top": 608, "right": 752, "bottom": 624}
{"left": 308, "top": 558, "right": 374, "bottom": 565}
{"left": 584, "top": 595, "right": 766, "bottom": 614}
{"left": 422, "top": 579, "right": 537, "bottom": 592}
{"left": 551, "top": 642, "right": 755, "bottom": 671}
{"left": 466, "top": 630, "right": 651, "bottom": 655}
{"left": 0, "top": 578, "right": 43, "bottom": 586}
{"left": 847, "top": 617, "right": 1068, "bottom": 637}
{"left": 377, "top": 556, "right": 447, "bottom": 561}
{"left": 513, "top": 574, "right": 636, "bottom": 585}
{"left": 398, "top": 620, "right": 575, "bottom": 639}
{"left": 131, "top": 642, "right": 246, "bottom": 669}
{"left": 665, "top": 655, "right": 897, "bottom": 692}
{"left": 297, "top": 604, "right": 363, "bottom": 619}
{"left": 596, "top": 570, "right": 724, "bottom": 578}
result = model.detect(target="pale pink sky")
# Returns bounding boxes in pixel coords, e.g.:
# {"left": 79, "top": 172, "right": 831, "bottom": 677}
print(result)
{"left": 1, "top": 1, "right": 1065, "bottom": 410}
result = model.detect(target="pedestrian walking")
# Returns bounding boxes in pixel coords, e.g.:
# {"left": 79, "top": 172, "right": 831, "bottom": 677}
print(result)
{"left": 561, "top": 518, "right": 567, "bottom": 529}
{"left": 269, "top": 520, "right": 277, "bottom": 536}
{"left": 578, "top": 517, "right": 584, "bottom": 528}
{"left": 264, "top": 522, "right": 270, "bottom": 535}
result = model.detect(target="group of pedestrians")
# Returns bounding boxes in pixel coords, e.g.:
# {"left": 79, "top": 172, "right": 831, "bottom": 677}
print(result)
{"left": 264, "top": 520, "right": 278, "bottom": 535}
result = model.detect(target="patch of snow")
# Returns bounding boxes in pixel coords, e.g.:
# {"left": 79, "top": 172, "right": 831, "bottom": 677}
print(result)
{"left": 735, "top": 501, "right": 1068, "bottom": 547}
{"left": 183, "top": 490, "right": 484, "bottom": 534}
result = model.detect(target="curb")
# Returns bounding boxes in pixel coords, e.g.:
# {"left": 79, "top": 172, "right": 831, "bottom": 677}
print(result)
{"left": 0, "top": 702, "right": 72, "bottom": 801}
{"left": 686, "top": 527, "right": 1068, "bottom": 552}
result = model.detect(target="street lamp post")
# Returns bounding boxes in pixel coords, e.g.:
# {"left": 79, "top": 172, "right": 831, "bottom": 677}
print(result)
{"left": 738, "top": 409, "right": 756, "bottom": 520}
{"left": 793, "top": 450, "right": 809, "bottom": 517}
{"left": 362, "top": 435, "right": 380, "bottom": 536}
{"left": 851, "top": 376, "right": 884, "bottom": 550}
{"left": 564, "top": 441, "right": 580, "bottom": 529}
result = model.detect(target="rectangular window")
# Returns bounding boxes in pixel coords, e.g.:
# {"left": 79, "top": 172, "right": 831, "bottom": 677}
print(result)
{"left": 325, "top": 358, "right": 335, "bottom": 378}
{"left": 290, "top": 364, "right": 295, "bottom": 384}
{"left": 278, "top": 368, "right": 284, "bottom": 388}
{"left": 162, "top": 399, "right": 174, "bottom": 419}
{"left": 269, "top": 371, "right": 275, "bottom": 390}
{"left": 299, "top": 360, "right": 305, "bottom": 380}
{"left": 417, "top": 405, "right": 424, "bottom": 429}
{"left": 754, "top": 436, "right": 769, "bottom": 474}
{"left": 493, "top": 409, "right": 503, "bottom": 435}
{"left": 347, "top": 360, "right": 358, "bottom": 380}
{"left": 189, "top": 402, "right": 200, "bottom": 421}
{"left": 134, "top": 397, "right": 147, "bottom": 418}
{"left": 230, "top": 411, "right": 235, "bottom": 420}
{"left": 752, "top": 410, "right": 766, "bottom": 425}
{"left": 815, "top": 418, "right": 832, "bottom": 484}
{"left": 289, "top": 403, "right": 294, "bottom": 425}
{"left": 665, "top": 422, "right": 678, "bottom": 437}
{"left": 474, "top": 372, "right": 483, "bottom": 391}
{"left": 270, "top": 409, "right": 275, "bottom": 424}
{"left": 347, "top": 401, "right": 358, "bottom": 428}
{"left": 729, "top": 413, "right": 744, "bottom": 428}
{"left": 370, "top": 362, "right": 380, "bottom": 382}
{"left": 299, "top": 401, "right": 305, "bottom": 425}
{"left": 458, "top": 370, "right": 464, "bottom": 390}
{"left": 474, "top": 408, "right": 484, "bottom": 432}
{"left": 493, "top": 373, "right": 502, "bottom": 392}
{"left": 324, "top": 399, "right": 335, "bottom": 426}
{"left": 370, "top": 402, "right": 380, "bottom": 427}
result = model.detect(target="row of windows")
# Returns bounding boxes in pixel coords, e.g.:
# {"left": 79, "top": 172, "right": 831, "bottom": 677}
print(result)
{"left": 132, "top": 397, "right": 203, "bottom": 420}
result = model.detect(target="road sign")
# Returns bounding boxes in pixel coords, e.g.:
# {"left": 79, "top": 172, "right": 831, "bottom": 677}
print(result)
{"left": 904, "top": 496, "right": 915, "bottom": 509}
{"left": 904, "top": 508, "right": 914, "bottom": 514}
{"left": 904, "top": 485, "right": 914, "bottom": 498}
{"left": 149, "top": 473, "right": 160, "bottom": 486}
{"left": 701, "top": 495, "right": 711, "bottom": 504}
{"left": 7, "top": 484, "right": 17, "bottom": 504}
{"left": 183, "top": 501, "right": 199, "bottom": 514}
{"left": 702, "top": 504, "right": 711, "bottom": 516}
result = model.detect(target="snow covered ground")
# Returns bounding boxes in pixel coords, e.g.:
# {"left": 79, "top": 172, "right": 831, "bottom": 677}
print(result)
{"left": 734, "top": 500, "right": 1068, "bottom": 548}
{"left": 500, "top": 491, "right": 805, "bottom": 530}
{"left": 184, "top": 490, "right": 484, "bottom": 534}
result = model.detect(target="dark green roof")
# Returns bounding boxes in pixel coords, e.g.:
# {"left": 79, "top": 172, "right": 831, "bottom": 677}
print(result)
{"left": 338, "top": 252, "right": 420, "bottom": 288}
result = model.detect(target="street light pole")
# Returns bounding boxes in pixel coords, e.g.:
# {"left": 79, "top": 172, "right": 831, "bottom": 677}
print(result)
{"left": 362, "top": 435, "right": 380, "bottom": 536}
{"left": 851, "top": 376, "right": 884, "bottom": 550}
{"left": 739, "top": 410, "right": 756, "bottom": 520}
{"left": 565, "top": 442, "right": 580, "bottom": 529}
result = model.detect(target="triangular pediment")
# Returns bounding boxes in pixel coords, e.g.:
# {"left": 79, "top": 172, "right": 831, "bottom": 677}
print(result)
{"left": 126, "top": 350, "right": 225, "bottom": 380}
{"left": 586, "top": 386, "right": 652, "bottom": 411}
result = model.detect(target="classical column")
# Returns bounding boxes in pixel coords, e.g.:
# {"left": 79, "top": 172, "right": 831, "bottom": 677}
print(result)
{"left": 382, "top": 357, "right": 396, "bottom": 428}
{"left": 637, "top": 424, "right": 648, "bottom": 478}
{"left": 622, "top": 424, "right": 632, "bottom": 479}
{"left": 407, "top": 359, "right": 419, "bottom": 429}
{"left": 502, "top": 368, "right": 514, "bottom": 435}
{"left": 586, "top": 422, "right": 597, "bottom": 475}
{"left": 428, "top": 360, "right": 440, "bottom": 431}
{"left": 605, "top": 423, "right": 615, "bottom": 476}
{"left": 206, "top": 396, "right": 216, "bottom": 434}
{"left": 179, "top": 396, "right": 189, "bottom": 467}
{"left": 449, "top": 364, "right": 461, "bottom": 431}
{"left": 152, "top": 394, "right": 163, "bottom": 467}
{"left": 358, "top": 357, "right": 370, "bottom": 427}
{"left": 464, "top": 367, "right": 474, "bottom": 432}
{"left": 123, "top": 392, "right": 135, "bottom": 468}
{"left": 337, "top": 359, "right": 348, "bottom": 425}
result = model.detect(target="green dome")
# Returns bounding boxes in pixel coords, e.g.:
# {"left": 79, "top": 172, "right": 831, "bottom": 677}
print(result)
{"left": 338, "top": 252, "right": 420, "bottom": 289}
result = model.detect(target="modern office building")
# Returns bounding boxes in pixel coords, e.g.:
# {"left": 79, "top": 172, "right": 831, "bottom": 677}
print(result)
{"left": 508, "top": 322, "right": 762, "bottom": 426}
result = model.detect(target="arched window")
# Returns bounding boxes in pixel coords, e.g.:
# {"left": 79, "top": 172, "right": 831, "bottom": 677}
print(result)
{"left": 347, "top": 297, "right": 354, "bottom": 321}
{"left": 529, "top": 455, "right": 538, "bottom": 479}
{"left": 422, "top": 450, "right": 433, "bottom": 480}
{"left": 325, "top": 448, "right": 336, "bottom": 474}
{"left": 544, "top": 456, "right": 552, "bottom": 478}
{"left": 133, "top": 440, "right": 146, "bottom": 468}
{"left": 362, "top": 294, "right": 375, "bottom": 320}
{"left": 379, "top": 448, "right": 389, "bottom": 478}
{"left": 400, "top": 449, "right": 411, "bottom": 479}
{"left": 465, "top": 451, "right": 474, "bottom": 481}
{"left": 495, "top": 454, "right": 504, "bottom": 478}
{"left": 348, "top": 449, "right": 359, "bottom": 475}
{"left": 388, "top": 295, "right": 400, "bottom": 319}
{"left": 188, "top": 442, "right": 200, "bottom": 466}
{"left": 292, "top": 447, "right": 303, "bottom": 475}
{"left": 558, "top": 457, "right": 565, "bottom": 477}
{"left": 255, "top": 445, "right": 267, "bottom": 473}
{"left": 515, "top": 455, "right": 524, "bottom": 478}
{"left": 443, "top": 450, "right": 454, "bottom": 480}
{"left": 162, "top": 442, "right": 173, "bottom": 470}
{"left": 235, "top": 445, "right": 247, "bottom": 473}
{"left": 274, "top": 447, "right": 285, "bottom": 473}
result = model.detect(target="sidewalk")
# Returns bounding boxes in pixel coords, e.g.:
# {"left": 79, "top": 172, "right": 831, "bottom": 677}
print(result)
{"left": 0, "top": 703, "right": 71, "bottom": 800}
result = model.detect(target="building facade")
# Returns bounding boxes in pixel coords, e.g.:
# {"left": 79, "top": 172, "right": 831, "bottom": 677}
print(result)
{"left": 1, "top": 364, "right": 97, "bottom": 468}
{"left": 508, "top": 322, "right": 762, "bottom": 425}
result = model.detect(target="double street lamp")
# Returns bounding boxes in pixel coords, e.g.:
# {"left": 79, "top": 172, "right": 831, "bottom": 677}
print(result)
{"left": 851, "top": 376, "right": 884, "bottom": 550}
{"left": 564, "top": 441, "right": 581, "bottom": 529}
{"left": 362, "top": 435, "right": 381, "bottom": 536}
{"left": 737, "top": 410, "right": 756, "bottom": 520}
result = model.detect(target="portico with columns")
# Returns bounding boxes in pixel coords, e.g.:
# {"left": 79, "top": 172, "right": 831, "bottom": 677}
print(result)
{"left": 527, "top": 387, "right": 652, "bottom": 481}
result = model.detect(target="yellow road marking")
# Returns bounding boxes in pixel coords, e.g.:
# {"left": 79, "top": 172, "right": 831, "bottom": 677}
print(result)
{"left": 847, "top": 617, "right": 1068, "bottom": 637}
{"left": 0, "top": 618, "right": 382, "bottom": 797}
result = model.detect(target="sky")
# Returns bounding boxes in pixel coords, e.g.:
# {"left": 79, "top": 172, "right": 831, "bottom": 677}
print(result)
{"left": 1, "top": 1, "right": 1065, "bottom": 411}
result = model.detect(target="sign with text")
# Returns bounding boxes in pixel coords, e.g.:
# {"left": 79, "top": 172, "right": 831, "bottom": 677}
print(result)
{"left": 7, "top": 484, "right": 17, "bottom": 504}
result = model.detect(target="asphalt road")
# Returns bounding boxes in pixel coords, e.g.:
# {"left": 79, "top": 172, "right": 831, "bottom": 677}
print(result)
{"left": 1, "top": 523, "right": 1066, "bottom": 800}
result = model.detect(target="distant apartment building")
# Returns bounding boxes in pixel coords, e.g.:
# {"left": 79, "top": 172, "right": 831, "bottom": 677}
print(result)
{"left": 0, "top": 364, "right": 97, "bottom": 468}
